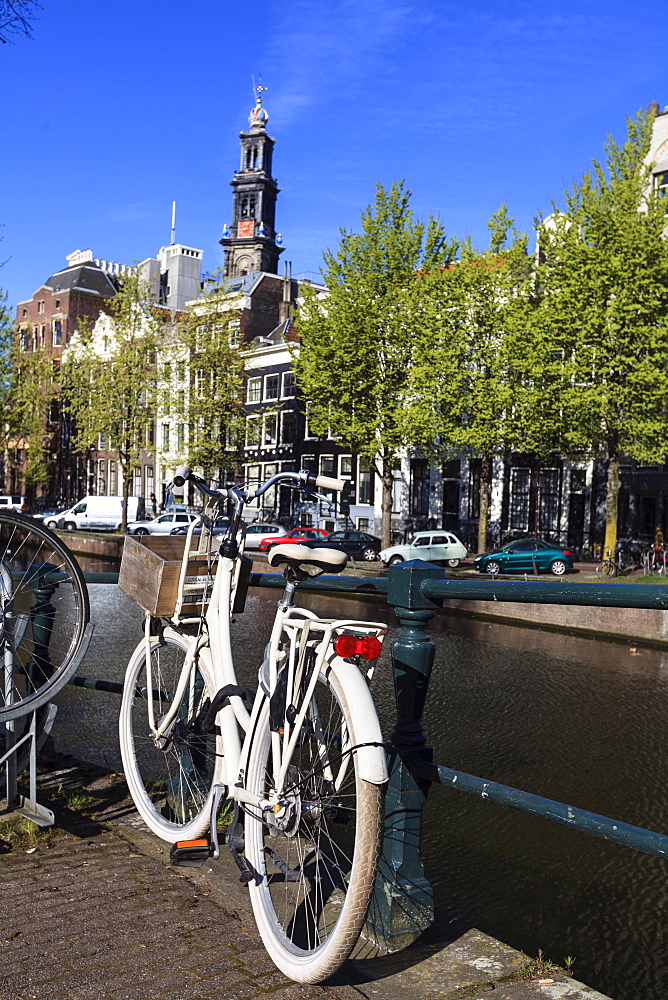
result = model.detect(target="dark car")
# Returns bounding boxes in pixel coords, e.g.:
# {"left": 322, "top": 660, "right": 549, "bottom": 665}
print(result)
{"left": 170, "top": 517, "right": 229, "bottom": 537}
{"left": 303, "top": 530, "right": 381, "bottom": 562}
{"left": 474, "top": 539, "right": 574, "bottom": 576}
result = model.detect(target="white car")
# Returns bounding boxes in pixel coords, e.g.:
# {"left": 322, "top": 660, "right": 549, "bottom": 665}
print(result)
{"left": 127, "top": 512, "right": 199, "bottom": 535}
{"left": 379, "top": 530, "right": 468, "bottom": 568}
{"left": 243, "top": 523, "right": 288, "bottom": 550}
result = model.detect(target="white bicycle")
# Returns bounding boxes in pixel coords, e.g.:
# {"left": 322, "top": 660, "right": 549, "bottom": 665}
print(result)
{"left": 119, "top": 468, "right": 388, "bottom": 983}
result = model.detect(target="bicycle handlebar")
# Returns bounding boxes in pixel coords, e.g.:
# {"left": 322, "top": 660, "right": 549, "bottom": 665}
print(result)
{"left": 171, "top": 467, "right": 345, "bottom": 501}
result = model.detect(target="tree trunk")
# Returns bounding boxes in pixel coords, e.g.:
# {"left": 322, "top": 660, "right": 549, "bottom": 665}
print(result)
{"left": 122, "top": 471, "right": 132, "bottom": 533}
{"left": 380, "top": 464, "right": 394, "bottom": 550}
{"left": 476, "top": 453, "right": 492, "bottom": 555}
{"left": 602, "top": 452, "right": 620, "bottom": 559}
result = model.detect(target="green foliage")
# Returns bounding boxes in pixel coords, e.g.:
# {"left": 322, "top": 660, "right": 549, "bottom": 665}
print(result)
{"left": 7, "top": 343, "right": 55, "bottom": 486}
{"left": 406, "top": 207, "right": 535, "bottom": 551}
{"left": 293, "top": 181, "right": 457, "bottom": 544}
{"left": 535, "top": 108, "right": 668, "bottom": 550}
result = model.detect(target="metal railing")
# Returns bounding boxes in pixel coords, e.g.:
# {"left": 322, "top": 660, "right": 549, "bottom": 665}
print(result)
{"left": 77, "top": 562, "right": 668, "bottom": 952}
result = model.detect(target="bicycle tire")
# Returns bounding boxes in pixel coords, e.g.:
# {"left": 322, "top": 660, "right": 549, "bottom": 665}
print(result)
{"left": 119, "top": 629, "right": 224, "bottom": 841}
{"left": 595, "top": 560, "right": 617, "bottom": 578}
{"left": 244, "top": 665, "right": 382, "bottom": 983}
{"left": 0, "top": 511, "right": 90, "bottom": 722}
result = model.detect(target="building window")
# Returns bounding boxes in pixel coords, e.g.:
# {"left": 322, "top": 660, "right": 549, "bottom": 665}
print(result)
{"left": 301, "top": 454, "right": 317, "bottom": 472}
{"left": 281, "top": 410, "right": 295, "bottom": 443}
{"left": 177, "top": 424, "right": 185, "bottom": 451}
{"left": 358, "top": 461, "right": 373, "bottom": 505}
{"left": 37, "top": 300, "right": 44, "bottom": 314}
{"left": 263, "top": 414, "right": 278, "bottom": 447}
{"left": 21, "top": 330, "right": 29, "bottom": 351}
{"left": 357, "top": 517, "right": 370, "bottom": 531}
{"left": 245, "top": 464, "right": 261, "bottom": 492}
{"left": 229, "top": 319, "right": 240, "bottom": 347}
{"left": 304, "top": 407, "right": 317, "bottom": 440}
{"left": 299, "top": 512, "right": 313, "bottom": 527}
{"left": 162, "top": 424, "right": 170, "bottom": 451}
{"left": 245, "top": 415, "right": 261, "bottom": 447}
{"left": 410, "top": 460, "right": 430, "bottom": 516}
{"left": 53, "top": 320, "right": 63, "bottom": 346}
{"left": 246, "top": 377, "right": 261, "bottom": 403}
{"left": 509, "top": 468, "right": 531, "bottom": 531}
{"left": 539, "top": 468, "right": 560, "bottom": 535}
{"left": 264, "top": 374, "right": 280, "bottom": 400}
{"left": 282, "top": 371, "right": 296, "bottom": 397}
{"left": 339, "top": 455, "right": 352, "bottom": 478}
{"left": 320, "top": 454, "right": 335, "bottom": 475}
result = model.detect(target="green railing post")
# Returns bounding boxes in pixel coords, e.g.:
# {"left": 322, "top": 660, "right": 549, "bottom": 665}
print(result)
{"left": 366, "top": 559, "right": 443, "bottom": 952}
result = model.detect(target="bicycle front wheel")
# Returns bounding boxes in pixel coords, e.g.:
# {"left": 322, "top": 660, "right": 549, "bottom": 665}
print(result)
{"left": 595, "top": 560, "right": 617, "bottom": 578}
{"left": 0, "top": 512, "right": 89, "bottom": 722}
{"left": 119, "top": 630, "right": 224, "bottom": 841}
{"left": 244, "top": 667, "right": 382, "bottom": 983}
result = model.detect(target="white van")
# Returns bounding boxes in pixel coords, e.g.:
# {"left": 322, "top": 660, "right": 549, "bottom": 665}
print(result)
{"left": 54, "top": 496, "right": 145, "bottom": 532}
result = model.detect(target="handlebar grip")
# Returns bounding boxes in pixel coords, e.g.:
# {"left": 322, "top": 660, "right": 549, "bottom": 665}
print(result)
{"left": 172, "top": 466, "right": 191, "bottom": 488}
{"left": 315, "top": 474, "right": 345, "bottom": 492}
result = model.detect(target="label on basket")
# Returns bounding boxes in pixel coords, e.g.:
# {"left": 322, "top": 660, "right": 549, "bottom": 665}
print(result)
{"left": 185, "top": 574, "right": 210, "bottom": 585}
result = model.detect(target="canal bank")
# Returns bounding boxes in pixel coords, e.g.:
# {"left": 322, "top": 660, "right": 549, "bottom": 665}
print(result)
{"left": 56, "top": 529, "right": 668, "bottom": 648}
{"left": 0, "top": 753, "right": 613, "bottom": 1000}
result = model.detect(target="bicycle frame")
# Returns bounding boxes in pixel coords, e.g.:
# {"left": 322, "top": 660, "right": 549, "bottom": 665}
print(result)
{"left": 142, "top": 472, "right": 388, "bottom": 819}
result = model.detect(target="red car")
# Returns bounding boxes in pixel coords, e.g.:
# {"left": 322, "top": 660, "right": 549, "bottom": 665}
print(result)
{"left": 258, "top": 527, "right": 330, "bottom": 553}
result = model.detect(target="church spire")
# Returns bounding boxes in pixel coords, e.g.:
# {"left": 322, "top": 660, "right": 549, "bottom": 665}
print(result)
{"left": 220, "top": 81, "right": 284, "bottom": 277}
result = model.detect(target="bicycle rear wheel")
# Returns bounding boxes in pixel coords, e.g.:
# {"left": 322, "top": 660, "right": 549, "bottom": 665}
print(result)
{"left": 244, "top": 666, "right": 382, "bottom": 983}
{"left": 0, "top": 512, "right": 89, "bottom": 722}
{"left": 119, "top": 630, "right": 224, "bottom": 841}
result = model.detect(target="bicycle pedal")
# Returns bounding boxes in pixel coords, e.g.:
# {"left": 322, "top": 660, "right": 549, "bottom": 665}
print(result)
{"left": 170, "top": 839, "right": 213, "bottom": 868}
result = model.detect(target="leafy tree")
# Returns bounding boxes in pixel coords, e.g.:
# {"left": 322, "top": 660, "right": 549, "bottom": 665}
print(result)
{"left": 406, "top": 207, "right": 537, "bottom": 553}
{"left": 161, "top": 278, "right": 245, "bottom": 482}
{"left": 293, "top": 181, "right": 458, "bottom": 546}
{"left": 535, "top": 109, "right": 668, "bottom": 554}
{"left": 62, "top": 273, "right": 163, "bottom": 531}
{"left": 0, "top": 300, "right": 55, "bottom": 496}
{"left": 7, "top": 343, "right": 55, "bottom": 491}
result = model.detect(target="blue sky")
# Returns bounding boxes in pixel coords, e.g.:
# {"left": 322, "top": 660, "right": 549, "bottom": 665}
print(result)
{"left": 1, "top": 0, "right": 667, "bottom": 308}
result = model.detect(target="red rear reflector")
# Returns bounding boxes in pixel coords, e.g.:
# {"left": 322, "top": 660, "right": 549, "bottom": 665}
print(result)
{"left": 334, "top": 634, "right": 382, "bottom": 661}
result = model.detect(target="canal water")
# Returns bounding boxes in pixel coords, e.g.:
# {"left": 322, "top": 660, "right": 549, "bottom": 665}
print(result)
{"left": 51, "top": 583, "right": 668, "bottom": 1000}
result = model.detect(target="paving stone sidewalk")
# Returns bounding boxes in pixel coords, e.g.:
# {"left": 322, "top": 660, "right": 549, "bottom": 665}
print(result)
{"left": 0, "top": 757, "right": 613, "bottom": 1000}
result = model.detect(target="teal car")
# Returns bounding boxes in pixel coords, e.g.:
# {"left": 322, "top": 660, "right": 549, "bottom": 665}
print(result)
{"left": 474, "top": 539, "right": 574, "bottom": 576}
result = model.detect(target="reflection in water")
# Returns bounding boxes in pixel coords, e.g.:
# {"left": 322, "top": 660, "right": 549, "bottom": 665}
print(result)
{"left": 52, "top": 586, "right": 668, "bottom": 1000}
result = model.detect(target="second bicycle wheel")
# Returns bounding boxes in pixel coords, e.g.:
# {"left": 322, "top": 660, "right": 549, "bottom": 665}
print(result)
{"left": 0, "top": 511, "right": 90, "bottom": 722}
{"left": 119, "top": 630, "right": 224, "bottom": 841}
{"left": 244, "top": 666, "right": 382, "bottom": 983}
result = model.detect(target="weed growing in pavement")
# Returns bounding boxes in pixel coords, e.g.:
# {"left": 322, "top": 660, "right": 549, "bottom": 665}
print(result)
{"left": 0, "top": 816, "right": 52, "bottom": 852}
{"left": 515, "top": 948, "right": 572, "bottom": 981}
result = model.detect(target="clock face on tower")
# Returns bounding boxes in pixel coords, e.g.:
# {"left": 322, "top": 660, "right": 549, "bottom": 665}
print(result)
{"left": 238, "top": 219, "right": 255, "bottom": 238}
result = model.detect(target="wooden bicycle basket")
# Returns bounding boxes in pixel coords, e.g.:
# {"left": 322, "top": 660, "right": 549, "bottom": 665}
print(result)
{"left": 119, "top": 535, "right": 215, "bottom": 617}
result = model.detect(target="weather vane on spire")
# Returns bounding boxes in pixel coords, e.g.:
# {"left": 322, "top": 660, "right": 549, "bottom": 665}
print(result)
{"left": 249, "top": 75, "right": 269, "bottom": 128}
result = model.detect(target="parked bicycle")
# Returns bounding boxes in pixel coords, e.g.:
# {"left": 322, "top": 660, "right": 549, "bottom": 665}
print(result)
{"left": 118, "top": 468, "right": 388, "bottom": 983}
{"left": 595, "top": 545, "right": 637, "bottom": 578}
{"left": 641, "top": 547, "right": 666, "bottom": 576}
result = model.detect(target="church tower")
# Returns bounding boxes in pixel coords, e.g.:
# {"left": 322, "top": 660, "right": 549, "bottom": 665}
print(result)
{"left": 220, "top": 85, "right": 284, "bottom": 276}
